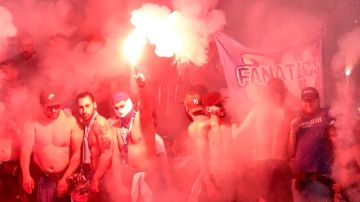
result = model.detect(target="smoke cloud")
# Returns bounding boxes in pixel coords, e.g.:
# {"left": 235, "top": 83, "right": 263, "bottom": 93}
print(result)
{"left": 0, "top": 0, "right": 360, "bottom": 201}
{"left": 0, "top": 5, "right": 16, "bottom": 60}
{"left": 330, "top": 27, "right": 360, "bottom": 201}
{"left": 127, "top": 0, "right": 225, "bottom": 66}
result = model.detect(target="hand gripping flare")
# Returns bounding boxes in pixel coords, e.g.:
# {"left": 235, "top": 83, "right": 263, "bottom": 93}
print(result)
{"left": 135, "top": 73, "right": 145, "bottom": 88}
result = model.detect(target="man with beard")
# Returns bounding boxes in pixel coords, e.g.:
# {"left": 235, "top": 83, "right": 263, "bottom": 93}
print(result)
{"left": 20, "top": 90, "right": 83, "bottom": 202}
{"left": 289, "top": 87, "right": 334, "bottom": 202}
{"left": 75, "top": 91, "right": 113, "bottom": 202}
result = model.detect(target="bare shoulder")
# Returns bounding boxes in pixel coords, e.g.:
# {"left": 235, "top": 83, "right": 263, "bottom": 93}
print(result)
{"left": 95, "top": 115, "right": 109, "bottom": 126}
{"left": 188, "top": 120, "right": 210, "bottom": 139}
{"left": 24, "top": 117, "right": 38, "bottom": 129}
{"left": 188, "top": 122, "right": 197, "bottom": 138}
{"left": 60, "top": 111, "right": 78, "bottom": 126}
{"left": 94, "top": 115, "right": 111, "bottom": 135}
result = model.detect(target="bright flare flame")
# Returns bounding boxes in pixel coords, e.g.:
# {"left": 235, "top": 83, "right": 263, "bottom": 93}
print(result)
{"left": 345, "top": 69, "right": 351, "bottom": 76}
{"left": 126, "top": 3, "right": 226, "bottom": 66}
{"left": 122, "top": 30, "right": 147, "bottom": 66}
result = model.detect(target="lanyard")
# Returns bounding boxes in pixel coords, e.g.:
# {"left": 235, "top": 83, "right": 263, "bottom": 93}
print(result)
{"left": 119, "top": 115, "right": 135, "bottom": 164}
{"left": 82, "top": 112, "right": 98, "bottom": 164}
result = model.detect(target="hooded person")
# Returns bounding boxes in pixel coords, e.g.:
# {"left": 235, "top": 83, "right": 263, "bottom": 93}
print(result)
{"left": 108, "top": 74, "right": 170, "bottom": 202}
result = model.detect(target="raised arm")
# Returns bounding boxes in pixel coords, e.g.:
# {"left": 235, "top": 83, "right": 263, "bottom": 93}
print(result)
{"left": 232, "top": 108, "right": 255, "bottom": 139}
{"left": 57, "top": 117, "right": 84, "bottom": 196}
{"left": 91, "top": 117, "right": 113, "bottom": 192}
{"left": 135, "top": 73, "right": 155, "bottom": 153}
{"left": 20, "top": 121, "right": 35, "bottom": 194}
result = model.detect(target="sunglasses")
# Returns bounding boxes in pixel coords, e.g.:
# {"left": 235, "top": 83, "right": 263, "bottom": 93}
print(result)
{"left": 46, "top": 105, "right": 60, "bottom": 111}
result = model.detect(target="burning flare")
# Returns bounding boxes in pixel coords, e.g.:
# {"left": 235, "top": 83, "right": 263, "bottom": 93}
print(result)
{"left": 123, "top": 3, "right": 225, "bottom": 66}
{"left": 345, "top": 68, "right": 351, "bottom": 76}
{"left": 122, "top": 30, "right": 147, "bottom": 66}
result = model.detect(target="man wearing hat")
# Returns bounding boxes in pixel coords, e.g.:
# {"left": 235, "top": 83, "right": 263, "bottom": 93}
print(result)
{"left": 289, "top": 87, "right": 335, "bottom": 202}
{"left": 20, "top": 90, "right": 83, "bottom": 202}
{"left": 192, "top": 91, "right": 237, "bottom": 202}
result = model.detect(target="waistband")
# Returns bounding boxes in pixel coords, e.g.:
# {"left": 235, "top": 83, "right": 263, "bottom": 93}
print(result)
{"left": 31, "top": 162, "right": 64, "bottom": 180}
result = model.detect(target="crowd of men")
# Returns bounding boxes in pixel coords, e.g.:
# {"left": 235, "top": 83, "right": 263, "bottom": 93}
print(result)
{"left": 1, "top": 70, "right": 360, "bottom": 202}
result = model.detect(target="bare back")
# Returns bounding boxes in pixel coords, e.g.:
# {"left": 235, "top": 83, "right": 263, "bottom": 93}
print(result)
{"left": 207, "top": 119, "right": 233, "bottom": 174}
{"left": 252, "top": 105, "right": 290, "bottom": 161}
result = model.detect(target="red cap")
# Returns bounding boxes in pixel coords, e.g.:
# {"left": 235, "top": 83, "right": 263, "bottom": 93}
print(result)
{"left": 202, "top": 91, "right": 225, "bottom": 107}
{"left": 39, "top": 90, "right": 60, "bottom": 106}
{"left": 184, "top": 92, "right": 203, "bottom": 114}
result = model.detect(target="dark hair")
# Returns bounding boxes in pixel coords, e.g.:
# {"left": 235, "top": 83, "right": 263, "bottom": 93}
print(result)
{"left": 76, "top": 91, "right": 95, "bottom": 103}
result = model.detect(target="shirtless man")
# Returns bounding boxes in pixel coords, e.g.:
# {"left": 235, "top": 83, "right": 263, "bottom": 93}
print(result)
{"left": 108, "top": 74, "right": 159, "bottom": 201}
{"left": 182, "top": 90, "right": 213, "bottom": 201}
{"left": 75, "top": 91, "right": 113, "bottom": 201}
{"left": 187, "top": 91, "right": 236, "bottom": 202}
{"left": 20, "top": 90, "right": 83, "bottom": 202}
{"left": 233, "top": 78, "right": 293, "bottom": 202}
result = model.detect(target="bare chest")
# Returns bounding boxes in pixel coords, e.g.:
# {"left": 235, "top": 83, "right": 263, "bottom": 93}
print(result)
{"left": 34, "top": 120, "right": 71, "bottom": 147}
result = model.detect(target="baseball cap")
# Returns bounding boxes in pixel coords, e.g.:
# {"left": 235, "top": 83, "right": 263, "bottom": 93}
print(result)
{"left": 184, "top": 92, "right": 203, "bottom": 114}
{"left": 112, "top": 92, "right": 130, "bottom": 103}
{"left": 202, "top": 91, "right": 226, "bottom": 107}
{"left": 39, "top": 90, "right": 61, "bottom": 106}
{"left": 301, "top": 87, "right": 319, "bottom": 102}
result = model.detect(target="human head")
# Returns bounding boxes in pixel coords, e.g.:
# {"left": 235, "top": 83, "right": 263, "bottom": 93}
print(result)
{"left": 76, "top": 91, "right": 96, "bottom": 123}
{"left": 39, "top": 90, "right": 61, "bottom": 119}
{"left": 202, "top": 91, "right": 226, "bottom": 117}
{"left": 265, "top": 77, "right": 287, "bottom": 105}
{"left": 184, "top": 91, "right": 204, "bottom": 117}
{"left": 112, "top": 92, "right": 133, "bottom": 118}
{"left": 301, "top": 87, "right": 320, "bottom": 116}
{"left": 17, "top": 34, "right": 36, "bottom": 60}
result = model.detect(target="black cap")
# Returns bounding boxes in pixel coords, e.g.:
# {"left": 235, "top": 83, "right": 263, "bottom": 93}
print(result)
{"left": 301, "top": 87, "right": 319, "bottom": 101}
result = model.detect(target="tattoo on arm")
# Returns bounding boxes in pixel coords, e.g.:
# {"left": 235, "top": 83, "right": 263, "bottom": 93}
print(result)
{"left": 97, "top": 122, "right": 111, "bottom": 152}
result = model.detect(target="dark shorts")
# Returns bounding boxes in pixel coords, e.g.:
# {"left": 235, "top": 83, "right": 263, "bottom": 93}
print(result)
{"left": 0, "top": 160, "right": 21, "bottom": 202}
{"left": 30, "top": 163, "right": 70, "bottom": 202}
{"left": 245, "top": 160, "right": 293, "bottom": 202}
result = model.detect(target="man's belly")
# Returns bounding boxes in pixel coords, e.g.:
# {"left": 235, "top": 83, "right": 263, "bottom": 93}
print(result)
{"left": 0, "top": 139, "right": 17, "bottom": 161}
{"left": 128, "top": 143, "right": 154, "bottom": 171}
{"left": 34, "top": 145, "right": 70, "bottom": 173}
